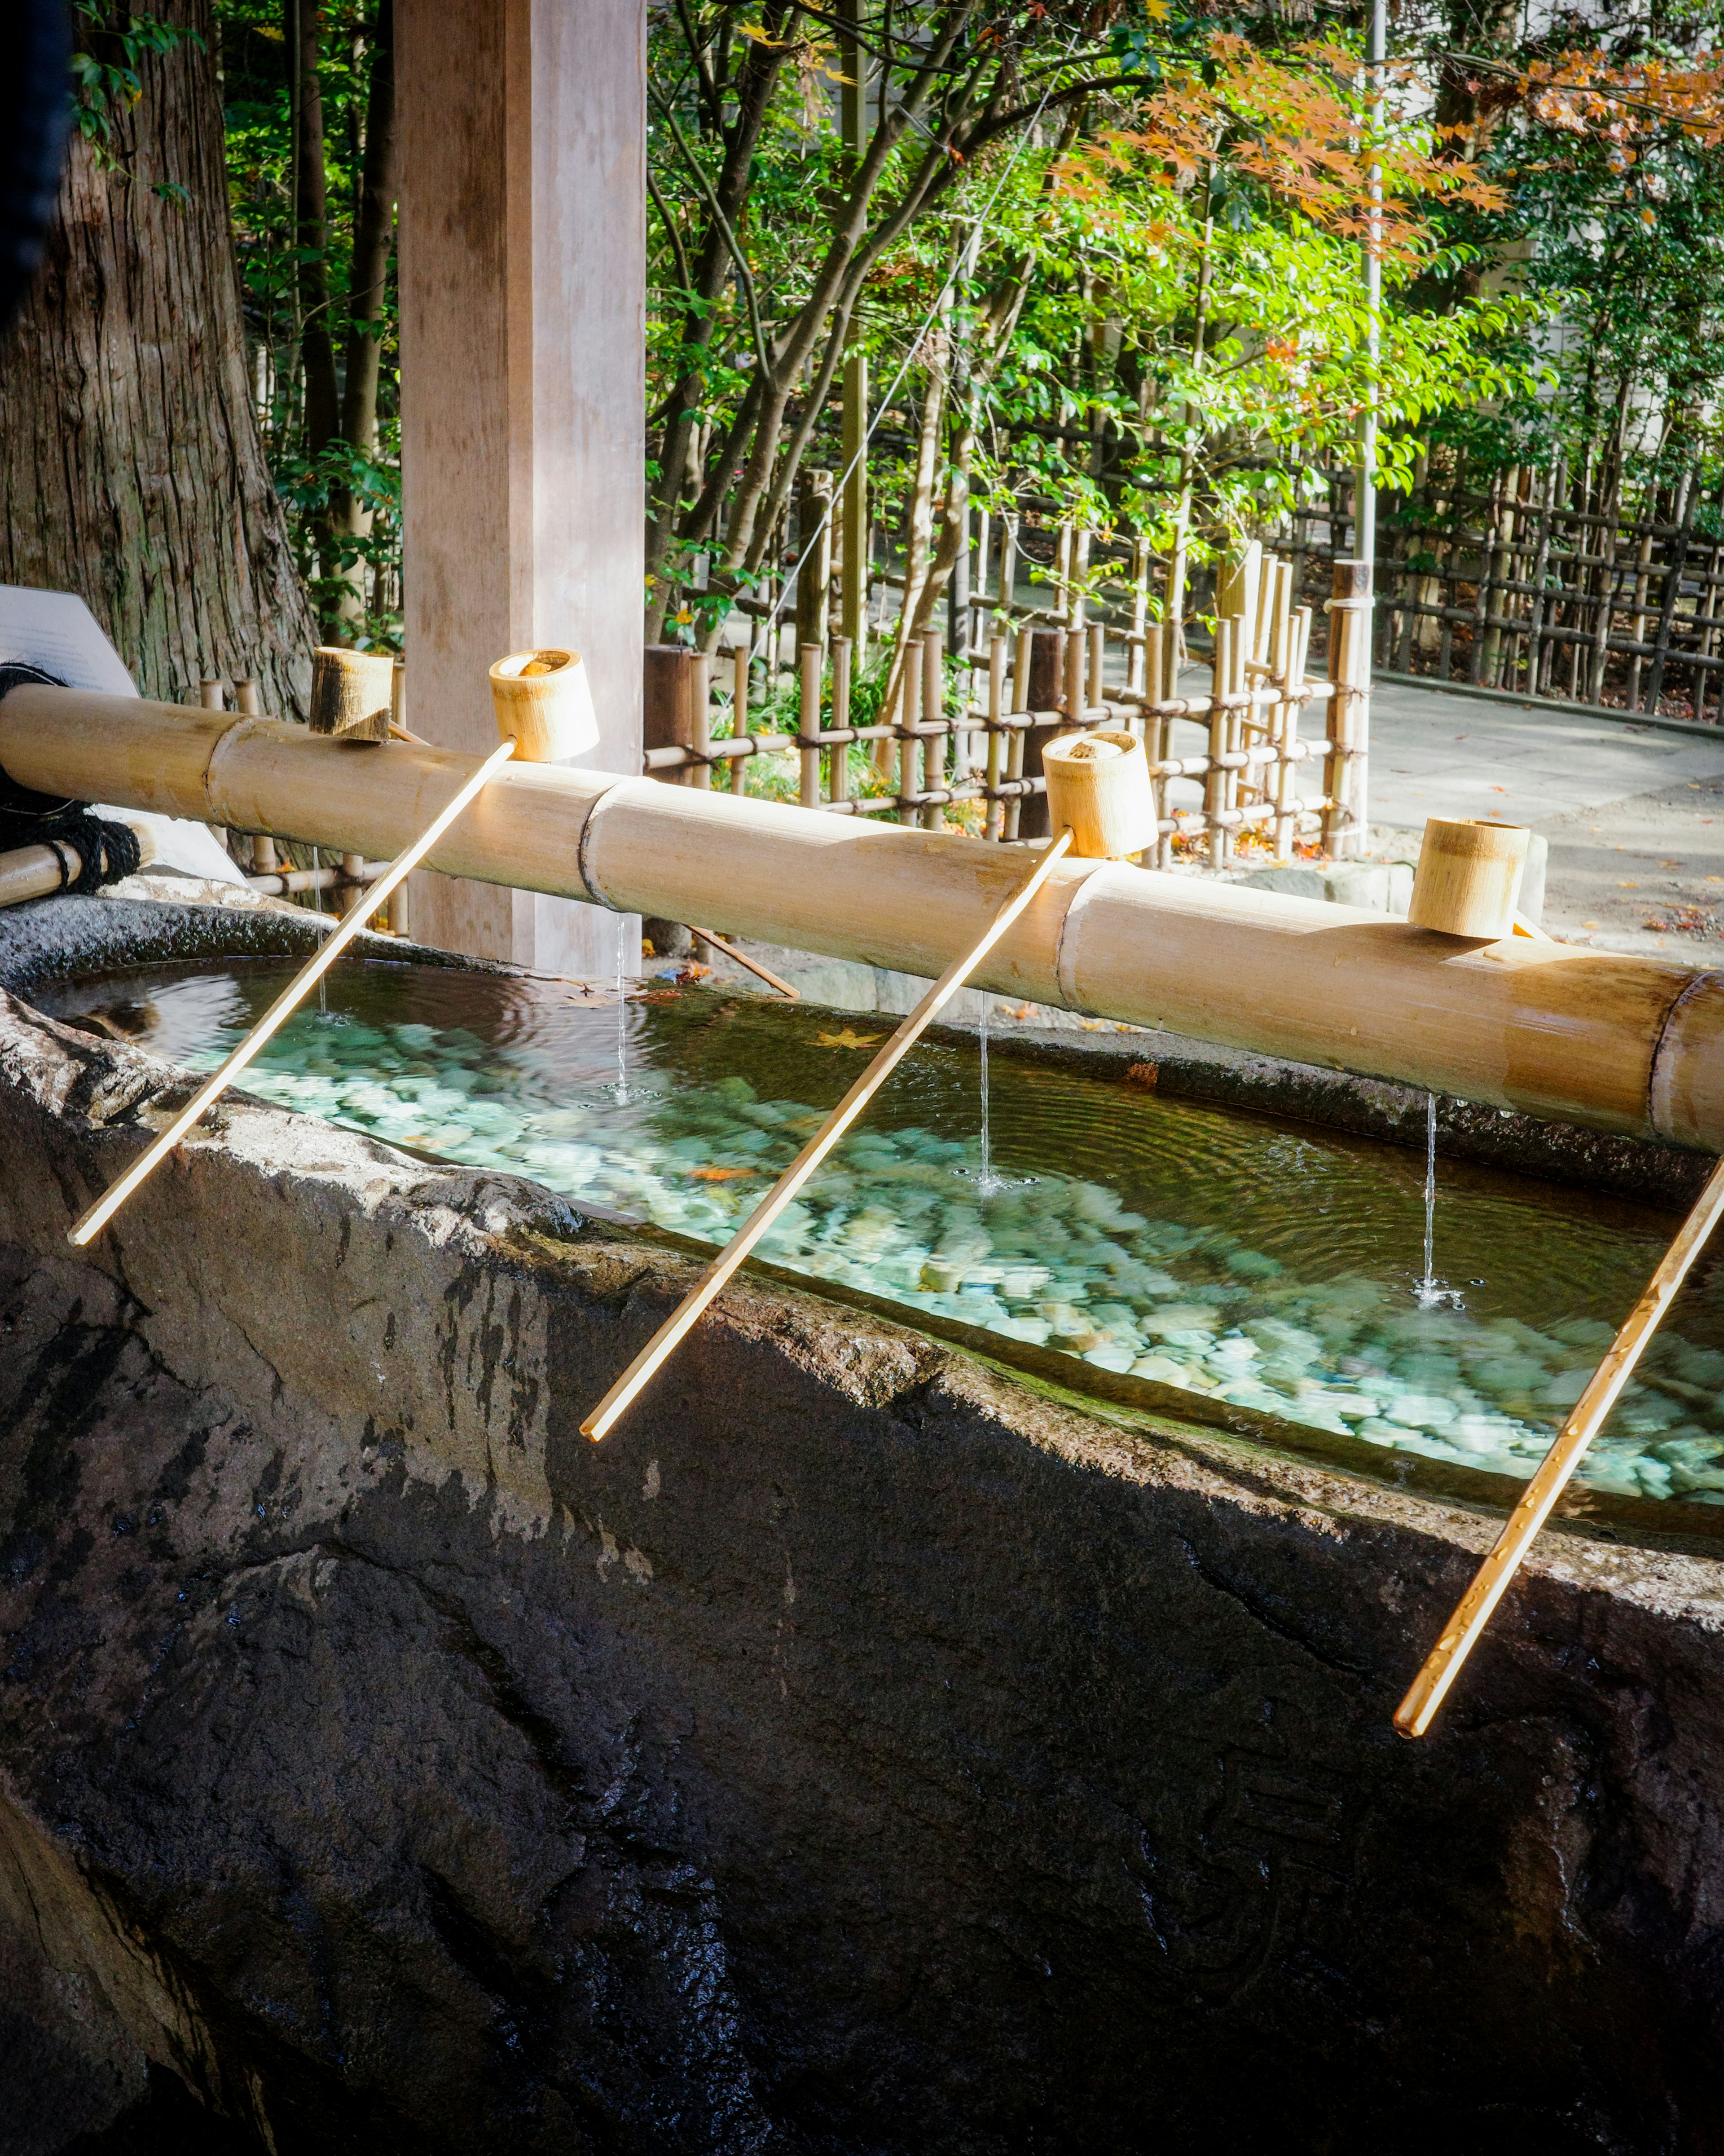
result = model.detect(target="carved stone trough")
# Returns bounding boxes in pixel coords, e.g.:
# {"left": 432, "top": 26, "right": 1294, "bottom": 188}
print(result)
{"left": 3, "top": 895, "right": 1723, "bottom": 2154}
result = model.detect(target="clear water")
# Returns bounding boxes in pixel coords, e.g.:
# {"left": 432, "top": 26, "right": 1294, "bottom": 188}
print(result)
{"left": 44, "top": 957, "right": 1724, "bottom": 1509}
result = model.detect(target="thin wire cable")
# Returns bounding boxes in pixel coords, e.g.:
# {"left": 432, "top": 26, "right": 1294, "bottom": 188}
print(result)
{"left": 756, "top": 30, "right": 1085, "bottom": 651}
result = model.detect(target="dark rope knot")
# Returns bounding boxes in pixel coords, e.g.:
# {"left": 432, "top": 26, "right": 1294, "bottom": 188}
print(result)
{"left": 0, "top": 662, "right": 145, "bottom": 893}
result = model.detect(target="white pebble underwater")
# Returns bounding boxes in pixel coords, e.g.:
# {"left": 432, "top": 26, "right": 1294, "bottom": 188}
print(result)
{"left": 49, "top": 956, "right": 1724, "bottom": 1508}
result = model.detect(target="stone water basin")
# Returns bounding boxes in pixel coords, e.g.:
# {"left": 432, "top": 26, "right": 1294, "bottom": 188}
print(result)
{"left": 41, "top": 948, "right": 1724, "bottom": 1508}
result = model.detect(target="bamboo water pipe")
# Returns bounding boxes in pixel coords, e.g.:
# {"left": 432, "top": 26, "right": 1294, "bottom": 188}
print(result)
{"left": 4, "top": 681, "right": 1724, "bottom": 1155}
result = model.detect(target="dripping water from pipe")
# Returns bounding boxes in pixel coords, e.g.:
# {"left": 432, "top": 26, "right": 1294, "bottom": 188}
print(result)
{"left": 612, "top": 914, "right": 630, "bottom": 1105}
{"left": 1414, "top": 1093, "right": 1462, "bottom": 1309}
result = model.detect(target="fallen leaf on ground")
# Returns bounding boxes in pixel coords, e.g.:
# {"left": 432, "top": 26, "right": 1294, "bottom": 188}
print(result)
{"left": 1126, "top": 1062, "right": 1160, "bottom": 1088}
{"left": 815, "top": 1028, "right": 882, "bottom": 1049}
{"left": 1006, "top": 1002, "right": 1035, "bottom": 1019}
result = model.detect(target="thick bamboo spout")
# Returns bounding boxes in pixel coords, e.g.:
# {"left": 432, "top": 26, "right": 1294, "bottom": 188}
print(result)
{"left": 3, "top": 683, "right": 1721, "bottom": 1154}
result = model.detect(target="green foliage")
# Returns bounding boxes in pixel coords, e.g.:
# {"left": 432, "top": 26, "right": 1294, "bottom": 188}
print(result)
{"left": 216, "top": 1, "right": 400, "bottom": 648}
{"left": 72, "top": 4, "right": 203, "bottom": 202}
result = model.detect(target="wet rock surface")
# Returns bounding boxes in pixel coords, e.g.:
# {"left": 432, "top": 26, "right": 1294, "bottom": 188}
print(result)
{"left": 4, "top": 913, "right": 1724, "bottom": 2150}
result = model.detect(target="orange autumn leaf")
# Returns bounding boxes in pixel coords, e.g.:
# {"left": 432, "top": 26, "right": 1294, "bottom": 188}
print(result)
{"left": 815, "top": 1028, "right": 882, "bottom": 1048}
{"left": 686, "top": 1165, "right": 759, "bottom": 1181}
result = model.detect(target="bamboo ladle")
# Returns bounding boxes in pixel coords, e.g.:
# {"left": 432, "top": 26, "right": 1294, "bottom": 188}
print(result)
{"left": 581, "top": 727, "right": 1159, "bottom": 1442}
{"left": 66, "top": 738, "right": 519, "bottom": 1248}
{"left": 1396, "top": 1153, "right": 1724, "bottom": 1737}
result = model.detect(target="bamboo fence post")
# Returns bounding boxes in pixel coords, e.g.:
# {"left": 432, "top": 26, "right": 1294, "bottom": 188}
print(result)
{"left": 1224, "top": 609, "right": 1245, "bottom": 855}
{"left": 1088, "top": 623, "right": 1105, "bottom": 715}
{"left": 232, "top": 677, "right": 277, "bottom": 878}
{"left": 1000, "top": 515, "right": 1020, "bottom": 623}
{"left": 898, "top": 639, "right": 920, "bottom": 823}
{"left": 922, "top": 629, "right": 946, "bottom": 827}
{"left": 796, "top": 468, "right": 835, "bottom": 657}
{"left": 1064, "top": 605, "right": 1086, "bottom": 723}
{"left": 579, "top": 829, "right": 1078, "bottom": 1443}
{"left": 1397, "top": 1153, "right": 1724, "bottom": 1739}
{"left": 730, "top": 645, "right": 749, "bottom": 794}
{"left": 830, "top": 635, "right": 853, "bottom": 804}
{"left": 690, "top": 652, "right": 712, "bottom": 792}
{"left": 985, "top": 632, "right": 1007, "bottom": 841}
{"left": 1128, "top": 539, "right": 1149, "bottom": 696}
{"left": 1007, "top": 623, "right": 1033, "bottom": 840}
{"left": 799, "top": 643, "right": 822, "bottom": 808}
{"left": 66, "top": 739, "right": 519, "bottom": 1249}
{"left": 1207, "top": 617, "right": 1230, "bottom": 871}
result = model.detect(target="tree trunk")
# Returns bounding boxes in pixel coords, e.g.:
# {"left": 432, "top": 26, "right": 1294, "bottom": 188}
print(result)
{"left": 293, "top": 0, "right": 339, "bottom": 459}
{"left": 0, "top": 0, "right": 314, "bottom": 716}
{"left": 330, "top": 0, "right": 398, "bottom": 640}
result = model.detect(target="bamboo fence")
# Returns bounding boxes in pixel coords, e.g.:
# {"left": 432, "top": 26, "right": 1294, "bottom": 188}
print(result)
{"left": 645, "top": 539, "right": 1372, "bottom": 867}
{"left": 1368, "top": 463, "right": 1724, "bottom": 720}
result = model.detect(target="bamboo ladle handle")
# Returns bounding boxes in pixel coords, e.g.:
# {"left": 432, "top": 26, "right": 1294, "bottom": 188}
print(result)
{"left": 67, "top": 740, "right": 518, "bottom": 1248}
{"left": 1396, "top": 1152, "right": 1724, "bottom": 1738}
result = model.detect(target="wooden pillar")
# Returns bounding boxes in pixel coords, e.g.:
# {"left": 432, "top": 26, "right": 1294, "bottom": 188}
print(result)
{"left": 643, "top": 644, "right": 695, "bottom": 785}
{"left": 397, "top": 0, "right": 645, "bottom": 974}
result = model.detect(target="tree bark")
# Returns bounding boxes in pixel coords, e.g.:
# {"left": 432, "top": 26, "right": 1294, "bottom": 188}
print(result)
{"left": 0, "top": 0, "right": 314, "bottom": 715}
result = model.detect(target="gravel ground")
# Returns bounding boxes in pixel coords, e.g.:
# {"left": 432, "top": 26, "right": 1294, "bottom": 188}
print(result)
{"left": 1536, "top": 770, "right": 1724, "bottom": 959}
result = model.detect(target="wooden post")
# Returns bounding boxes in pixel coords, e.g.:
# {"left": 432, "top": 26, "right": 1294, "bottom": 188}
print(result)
{"left": 397, "top": 0, "right": 644, "bottom": 974}
{"left": 690, "top": 651, "right": 712, "bottom": 792}
{"left": 643, "top": 644, "right": 695, "bottom": 785}
{"left": 799, "top": 642, "right": 822, "bottom": 808}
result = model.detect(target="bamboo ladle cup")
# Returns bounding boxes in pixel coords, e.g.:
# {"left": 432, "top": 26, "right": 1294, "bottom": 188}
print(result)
{"left": 1395, "top": 1153, "right": 1724, "bottom": 1737}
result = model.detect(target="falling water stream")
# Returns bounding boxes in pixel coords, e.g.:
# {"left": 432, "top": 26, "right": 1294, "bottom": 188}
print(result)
{"left": 975, "top": 994, "right": 1000, "bottom": 1195}
{"left": 1414, "top": 1093, "right": 1462, "bottom": 1311}
{"left": 612, "top": 915, "right": 630, "bottom": 1104}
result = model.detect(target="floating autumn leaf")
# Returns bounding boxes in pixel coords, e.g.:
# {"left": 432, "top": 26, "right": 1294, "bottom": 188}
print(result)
{"left": 815, "top": 1028, "right": 882, "bottom": 1048}
{"left": 685, "top": 1165, "right": 759, "bottom": 1181}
